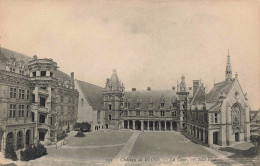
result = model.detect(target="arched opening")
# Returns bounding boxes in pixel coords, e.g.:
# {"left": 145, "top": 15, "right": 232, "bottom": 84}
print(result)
{"left": 124, "top": 120, "right": 128, "bottom": 129}
{"left": 0, "top": 131, "right": 3, "bottom": 151}
{"left": 135, "top": 121, "right": 141, "bottom": 130}
{"left": 166, "top": 121, "right": 171, "bottom": 131}
{"left": 6, "top": 132, "right": 14, "bottom": 147}
{"left": 155, "top": 121, "right": 159, "bottom": 131}
{"left": 161, "top": 121, "right": 165, "bottom": 131}
{"left": 172, "top": 121, "right": 177, "bottom": 131}
{"left": 149, "top": 121, "right": 153, "bottom": 130}
{"left": 26, "top": 130, "right": 31, "bottom": 146}
{"left": 17, "top": 131, "right": 24, "bottom": 149}
{"left": 144, "top": 121, "right": 148, "bottom": 130}
{"left": 129, "top": 120, "right": 133, "bottom": 129}
{"left": 213, "top": 131, "right": 219, "bottom": 145}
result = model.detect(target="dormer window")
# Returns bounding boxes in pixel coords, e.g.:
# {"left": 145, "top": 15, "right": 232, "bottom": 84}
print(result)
{"left": 161, "top": 103, "right": 165, "bottom": 108}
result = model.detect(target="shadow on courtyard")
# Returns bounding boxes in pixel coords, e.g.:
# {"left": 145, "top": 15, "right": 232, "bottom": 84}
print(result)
{"left": 218, "top": 146, "right": 259, "bottom": 165}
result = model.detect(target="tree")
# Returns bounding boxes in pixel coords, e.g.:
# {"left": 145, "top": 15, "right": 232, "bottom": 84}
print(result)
{"left": 5, "top": 144, "right": 18, "bottom": 161}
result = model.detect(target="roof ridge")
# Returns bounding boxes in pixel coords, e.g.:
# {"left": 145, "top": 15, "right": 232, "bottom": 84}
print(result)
{"left": 76, "top": 79, "right": 103, "bottom": 89}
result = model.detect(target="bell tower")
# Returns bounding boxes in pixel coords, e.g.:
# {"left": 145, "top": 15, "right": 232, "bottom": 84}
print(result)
{"left": 225, "top": 49, "right": 232, "bottom": 81}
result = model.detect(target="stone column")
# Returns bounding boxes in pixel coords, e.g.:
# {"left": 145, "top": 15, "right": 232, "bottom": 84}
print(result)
{"left": 141, "top": 121, "right": 144, "bottom": 131}
{"left": 244, "top": 106, "right": 250, "bottom": 142}
{"left": 127, "top": 120, "right": 130, "bottom": 129}
{"left": 208, "top": 130, "right": 213, "bottom": 147}
{"left": 23, "top": 129, "right": 26, "bottom": 148}
{"left": 198, "top": 129, "right": 201, "bottom": 140}
{"left": 203, "top": 130, "right": 206, "bottom": 143}
{"left": 153, "top": 121, "right": 155, "bottom": 131}
{"left": 14, "top": 130, "right": 17, "bottom": 150}
{"left": 1, "top": 132, "right": 5, "bottom": 151}
{"left": 194, "top": 127, "right": 197, "bottom": 139}
{"left": 170, "top": 121, "right": 173, "bottom": 131}
{"left": 133, "top": 120, "right": 135, "bottom": 130}
{"left": 177, "top": 122, "right": 180, "bottom": 131}
{"left": 164, "top": 121, "right": 167, "bottom": 131}
{"left": 148, "top": 121, "right": 150, "bottom": 131}
{"left": 159, "top": 121, "right": 161, "bottom": 131}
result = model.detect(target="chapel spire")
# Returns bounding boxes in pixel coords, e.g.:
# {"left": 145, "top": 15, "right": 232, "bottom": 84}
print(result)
{"left": 225, "top": 49, "right": 232, "bottom": 81}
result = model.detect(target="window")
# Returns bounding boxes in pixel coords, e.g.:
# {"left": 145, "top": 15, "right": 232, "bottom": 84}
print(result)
{"left": 50, "top": 72, "right": 53, "bottom": 77}
{"left": 21, "top": 90, "right": 25, "bottom": 99}
{"left": 39, "top": 114, "right": 45, "bottom": 123}
{"left": 160, "top": 111, "right": 165, "bottom": 117}
{"left": 108, "top": 104, "right": 112, "bottom": 111}
{"left": 108, "top": 115, "right": 112, "bottom": 120}
{"left": 9, "top": 104, "right": 16, "bottom": 118}
{"left": 136, "top": 111, "right": 140, "bottom": 117}
{"left": 40, "top": 97, "right": 46, "bottom": 107}
{"left": 10, "top": 68, "right": 15, "bottom": 73}
{"left": 32, "top": 71, "right": 36, "bottom": 77}
{"left": 10, "top": 88, "right": 17, "bottom": 98}
{"left": 40, "top": 71, "right": 46, "bottom": 76}
{"left": 124, "top": 110, "right": 128, "bottom": 116}
{"left": 161, "top": 103, "right": 165, "bottom": 108}
{"left": 60, "top": 96, "right": 63, "bottom": 103}
{"left": 149, "top": 111, "right": 153, "bottom": 117}
{"left": 19, "top": 89, "right": 21, "bottom": 99}
{"left": 50, "top": 117, "right": 53, "bottom": 125}
{"left": 31, "top": 112, "right": 35, "bottom": 122}
{"left": 21, "top": 105, "right": 24, "bottom": 117}
{"left": 26, "top": 105, "right": 29, "bottom": 117}
{"left": 27, "top": 90, "right": 29, "bottom": 100}
{"left": 172, "top": 111, "right": 177, "bottom": 117}
{"left": 214, "top": 114, "right": 218, "bottom": 123}
{"left": 18, "top": 105, "right": 22, "bottom": 117}
{"left": 137, "top": 103, "right": 141, "bottom": 108}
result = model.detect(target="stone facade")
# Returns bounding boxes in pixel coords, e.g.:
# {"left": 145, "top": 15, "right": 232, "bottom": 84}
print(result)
{"left": 187, "top": 52, "right": 250, "bottom": 147}
{"left": 0, "top": 48, "right": 78, "bottom": 151}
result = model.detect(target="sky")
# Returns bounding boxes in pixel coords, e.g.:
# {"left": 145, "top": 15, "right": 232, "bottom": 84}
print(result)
{"left": 0, "top": 0, "right": 259, "bottom": 109}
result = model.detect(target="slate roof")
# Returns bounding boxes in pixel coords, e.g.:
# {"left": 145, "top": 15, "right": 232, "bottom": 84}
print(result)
{"left": 76, "top": 80, "right": 104, "bottom": 110}
{"left": 206, "top": 79, "right": 235, "bottom": 103}
{"left": 0, "top": 47, "right": 71, "bottom": 81}
{"left": 191, "top": 86, "right": 206, "bottom": 105}
{"left": 124, "top": 90, "right": 177, "bottom": 109}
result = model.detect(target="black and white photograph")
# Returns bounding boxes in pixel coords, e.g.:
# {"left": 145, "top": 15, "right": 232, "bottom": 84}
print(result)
{"left": 0, "top": 0, "right": 259, "bottom": 165}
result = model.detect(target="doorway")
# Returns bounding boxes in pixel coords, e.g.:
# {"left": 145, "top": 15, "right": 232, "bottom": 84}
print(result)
{"left": 235, "top": 132, "right": 239, "bottom": 142}
{"left": 213, "top": 132, "right": 218, "bottom": 144}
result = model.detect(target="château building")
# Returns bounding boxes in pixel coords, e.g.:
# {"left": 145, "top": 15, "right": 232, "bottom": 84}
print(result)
{"left": 0, "top": 47, "right": 78, "bottom": 151}
{"left": 76, "top": 51, "right": 251, "bottom": 147}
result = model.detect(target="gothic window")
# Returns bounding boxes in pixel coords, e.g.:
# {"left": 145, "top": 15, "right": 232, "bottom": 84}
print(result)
{"left": 108, "top": 104, "right": 112, "bottom": 111}
{"left": 231, "top": 104, "right": 242, "bottom": 131}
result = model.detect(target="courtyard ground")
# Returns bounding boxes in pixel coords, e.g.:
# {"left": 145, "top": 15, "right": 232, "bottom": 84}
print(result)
{"left": 0, "top": 130, "right": 258, "bottom": 166}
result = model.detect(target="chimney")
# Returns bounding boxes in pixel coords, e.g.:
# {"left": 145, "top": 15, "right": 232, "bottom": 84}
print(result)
{"left": 132, "top": 88, "right": 136, "bottom": 91}
{"left": 147, "top": 87, "right": 151, "bottom": 91}
{"left": 193, "top": 80, "right": 200, "bottom": 96}
{"left": 71, "top": 72, "right": 74, "bottom": 80}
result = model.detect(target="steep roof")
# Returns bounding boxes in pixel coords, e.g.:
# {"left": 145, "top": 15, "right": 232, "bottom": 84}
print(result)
{"left": 110, "top": 70, "right": 121, "bottom": 91}
{"left": 0, "top": 47, "right": 71, "bottom": 81}
{"left": 191, "top": 86, "right": 206, "bottom": 105}
{"left": 206, "top": 79, "right": 235, "bottom": 103}
{"left": 125, "top": 90, "right": 177, "bottom": 109}
{"left": 76, "top": 80, "right": 104, "bottom": 110}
